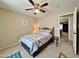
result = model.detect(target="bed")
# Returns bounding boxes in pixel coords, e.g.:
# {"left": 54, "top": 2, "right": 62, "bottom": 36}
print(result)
{"left": 19, "top": 27, "right": 54, "bottom": 57}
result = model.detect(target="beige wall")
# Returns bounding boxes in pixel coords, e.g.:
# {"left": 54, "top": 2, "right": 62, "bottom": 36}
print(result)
{"left": 0, "top": 8, "right": 35, "bottom": 49}
{"left": 69, "top": 15, "right": 73, "bottom": 41}
{"left": 38, "top": 14, "right": 59, "bottom": 36}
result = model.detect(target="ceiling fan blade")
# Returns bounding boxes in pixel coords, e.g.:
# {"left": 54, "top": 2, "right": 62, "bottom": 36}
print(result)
{"left": 25, "top": 8, "right": 33, "bottom": 11}
{"left": 41, "top": 2, "right": 48, "bottom": 8}
{"left": 28, "top": 0, "right": 34, "bottom": 6}
{"left": 39, "top": 9, "right": 46, "bottom": 13}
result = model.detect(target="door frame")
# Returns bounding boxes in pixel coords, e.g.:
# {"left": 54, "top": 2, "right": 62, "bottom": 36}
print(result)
{"left": 58, "top": 7, "right": 78, "bottom": 54}
{"left": 58, "top": 12, "right": 73, "bottom": 43}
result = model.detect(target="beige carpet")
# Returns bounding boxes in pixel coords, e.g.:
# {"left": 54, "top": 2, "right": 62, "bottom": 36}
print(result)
{"left": 0, "top": 42, "right": 79, "bottom": 58}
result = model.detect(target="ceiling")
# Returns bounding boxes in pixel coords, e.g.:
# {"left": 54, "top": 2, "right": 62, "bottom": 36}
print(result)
{"left": 0, "top": 0, "right": 79, "bottom": 18}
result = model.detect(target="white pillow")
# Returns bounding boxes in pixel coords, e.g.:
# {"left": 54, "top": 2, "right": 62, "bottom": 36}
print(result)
{"left": 39, "top": 29, "right": 51, "bottom": 33}
{"left": 39, "top": 30, "right": 50, "bottom": 36}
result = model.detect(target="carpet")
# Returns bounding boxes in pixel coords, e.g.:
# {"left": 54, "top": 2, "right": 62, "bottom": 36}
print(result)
{"left": 7, "top": 51, "right": 22, "bottom": 58}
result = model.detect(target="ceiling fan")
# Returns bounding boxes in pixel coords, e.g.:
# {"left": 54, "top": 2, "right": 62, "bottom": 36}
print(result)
{"left": 25, "top": 0, "right": 48, "bottom": 15}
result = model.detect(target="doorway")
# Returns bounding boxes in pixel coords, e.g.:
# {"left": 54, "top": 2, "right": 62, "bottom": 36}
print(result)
{"left": 59, "top": 18, "right": 71, "bottom": 44}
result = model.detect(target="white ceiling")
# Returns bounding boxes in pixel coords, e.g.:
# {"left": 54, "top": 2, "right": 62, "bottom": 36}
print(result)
{"left": 0, "top": 0, "right": 79, "bottom": 18}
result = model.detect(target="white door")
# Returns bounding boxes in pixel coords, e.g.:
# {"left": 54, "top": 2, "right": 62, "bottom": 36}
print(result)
{"left": 73, "top": 7, "right": 77, "bottom": 54}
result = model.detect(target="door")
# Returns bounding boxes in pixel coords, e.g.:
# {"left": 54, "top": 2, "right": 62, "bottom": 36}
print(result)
{"left": 73, "top": 7, "right": 77, "bottom": 54}
{"left": 77, "top": 11, "right": 79, "bottom": 54}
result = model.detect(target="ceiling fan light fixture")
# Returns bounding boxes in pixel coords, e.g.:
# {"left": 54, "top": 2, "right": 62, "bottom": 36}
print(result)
{"left": 34, "top": 9, "right": 40, "bottom": 13}
{"left": 25, "top": 0, "right": 48, "bottom": 14}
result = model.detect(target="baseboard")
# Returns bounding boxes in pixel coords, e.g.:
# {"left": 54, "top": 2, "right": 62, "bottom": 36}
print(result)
{"left": 0, "top": 41, "right": 19, "bottom": 51}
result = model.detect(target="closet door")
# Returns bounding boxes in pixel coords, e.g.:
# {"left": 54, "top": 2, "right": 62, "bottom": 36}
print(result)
{"left": 73, "top": 7, "right": 77, "bottom": 54}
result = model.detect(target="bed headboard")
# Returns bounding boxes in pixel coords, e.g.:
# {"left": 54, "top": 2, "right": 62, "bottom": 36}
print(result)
{"left": 40, "top": 27, "right": 51, "bottom": 31}
{"left": 40, "top": 27, "right": 54, "bottom": 35}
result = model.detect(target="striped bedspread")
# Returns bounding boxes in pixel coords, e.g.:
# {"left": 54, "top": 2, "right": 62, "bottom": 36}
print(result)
{"left": 20, "top": 31, "right": 52, "bottom": 54}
